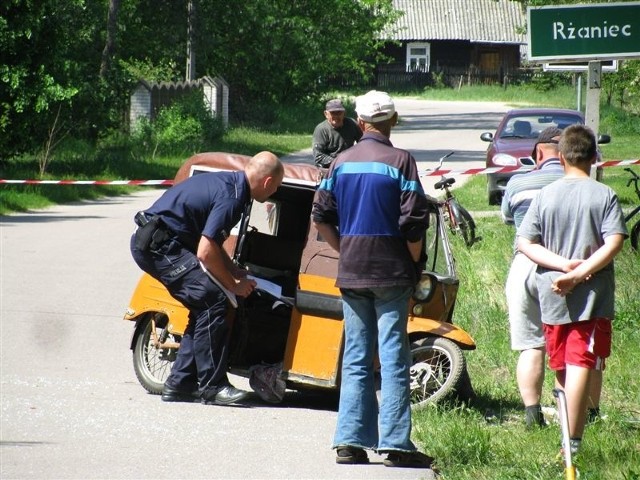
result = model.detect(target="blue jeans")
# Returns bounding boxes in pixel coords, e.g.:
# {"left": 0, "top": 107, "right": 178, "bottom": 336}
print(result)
{"left": 333, "top": 286, "right": 416, "bottom": 452}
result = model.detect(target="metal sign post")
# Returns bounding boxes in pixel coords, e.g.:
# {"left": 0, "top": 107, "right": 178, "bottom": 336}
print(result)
{"left": 585, "top": 61, "right": 601, "bottom": 136}
{"left": 586, "top": 61, "right": 602, "bottom": 179}
{"left": 577, "top": 74, "right": 582, "bottom": 112}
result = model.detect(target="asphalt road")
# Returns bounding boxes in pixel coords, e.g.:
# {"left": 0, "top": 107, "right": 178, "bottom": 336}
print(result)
{"left": 283, "top": 97, "right": 511, "bottom": 193}
{"left": 0, "top": 99, "right": 510, "bottom": 480}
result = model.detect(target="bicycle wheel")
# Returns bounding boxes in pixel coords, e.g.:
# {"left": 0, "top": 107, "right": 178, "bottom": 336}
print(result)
{"left": 450, "top": 201, "right": 477, "bottom": 247}
{"left": 631, "top": 220, "right": 640, "bottom": 251}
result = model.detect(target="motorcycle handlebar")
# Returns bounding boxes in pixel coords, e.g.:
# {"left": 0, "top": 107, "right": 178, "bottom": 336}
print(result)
{"left": 432, "top": 151, "right": 455, "bottom": 172}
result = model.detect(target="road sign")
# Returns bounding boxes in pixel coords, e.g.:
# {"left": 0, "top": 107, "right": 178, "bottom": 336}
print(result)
{"left": 543, "top": 60, "right": 618, "bottom": 72}
{"left": 528, "top": 2, "right": 640, "bottom": 62}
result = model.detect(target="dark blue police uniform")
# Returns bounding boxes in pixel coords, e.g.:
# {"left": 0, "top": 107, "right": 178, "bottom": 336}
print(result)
{"left": 130, "top": 171, "right": 250, "bottom": 399}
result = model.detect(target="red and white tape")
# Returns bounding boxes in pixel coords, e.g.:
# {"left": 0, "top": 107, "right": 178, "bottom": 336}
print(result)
{"left": 1, "top": 159, "right": 638, "bottom": 185}
{"left": 420, "top": 159, "right": 640, "bottom": 177}
{"left": 0, "top": 179, "right": 175, "bottom": 186}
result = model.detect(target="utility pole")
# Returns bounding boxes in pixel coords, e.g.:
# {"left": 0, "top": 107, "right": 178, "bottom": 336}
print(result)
{"left": 186, "top": 0, "right": 196, "bottom": 81}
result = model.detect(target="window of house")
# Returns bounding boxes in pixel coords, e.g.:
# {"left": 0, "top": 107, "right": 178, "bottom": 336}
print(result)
{"left": 406, "top": 42, "right": 430, "bottom": 72}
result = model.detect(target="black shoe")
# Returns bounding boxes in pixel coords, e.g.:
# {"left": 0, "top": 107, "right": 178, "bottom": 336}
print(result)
{"left": 383, "top": 451, "right": 434, "bottom": 469}
{"left": 525, "top": 404, "right": 547, "bottom": 429}
{"left": 201, "top": 384, "right": 249, "bottom": 405}
{"left": 336, "top": 446, "right": 369, "bottom": 465}
{"left": 587, "top": 407, "right": 601, "bottom": 424}
{"left": 161, "top": 385, "right": 200, "bottom": 403}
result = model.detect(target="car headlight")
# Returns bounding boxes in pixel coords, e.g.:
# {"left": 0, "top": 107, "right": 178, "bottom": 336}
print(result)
{"left": 491, "top": 153, "right": 518, "bottom": 166}
{"left": 413, "top": 276, "right": 434, "bottom": 301}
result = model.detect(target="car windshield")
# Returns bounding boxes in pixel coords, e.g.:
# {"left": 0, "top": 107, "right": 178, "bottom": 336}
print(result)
{"left": 499, "top": 114, "right": 583, "bottom": 139}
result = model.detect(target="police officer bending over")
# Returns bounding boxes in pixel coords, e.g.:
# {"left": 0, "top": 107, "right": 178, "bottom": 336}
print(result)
{"left": 130, "top": 151, "right": 284, "bottom": 405}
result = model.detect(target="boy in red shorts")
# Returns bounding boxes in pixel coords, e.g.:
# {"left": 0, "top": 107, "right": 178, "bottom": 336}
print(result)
{"left": 516, "top": 125, "right": 628, "bottom": 456}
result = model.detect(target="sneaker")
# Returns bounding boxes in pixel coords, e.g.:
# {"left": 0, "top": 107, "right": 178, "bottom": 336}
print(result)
{"left": 383, "top": 450, "right": 434, "bottom": 468}
{"left": 249, "top": 363, "right": 286, "bottom": 404}
{"left": 335, "top": 446, "right": 369, "bottom": 465}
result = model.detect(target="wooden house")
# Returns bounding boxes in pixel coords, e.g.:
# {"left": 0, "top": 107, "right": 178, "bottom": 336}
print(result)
{"left": 378, "top": 0, "right": 527, "bottom": 86}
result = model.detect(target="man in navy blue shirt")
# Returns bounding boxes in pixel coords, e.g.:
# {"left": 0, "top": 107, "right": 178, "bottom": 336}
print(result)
{"left": 131, "top": 151, "right": 284, "bottom": 405}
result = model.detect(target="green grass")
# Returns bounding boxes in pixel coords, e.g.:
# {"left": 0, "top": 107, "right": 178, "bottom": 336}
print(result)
{"left": 420, "top": 84, "right": 581, "bottom": 109}
{"left": 425, "top": 169, "right": 640, "bottom": 479}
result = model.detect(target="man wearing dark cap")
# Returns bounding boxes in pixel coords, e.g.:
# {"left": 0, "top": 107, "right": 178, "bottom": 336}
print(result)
{"left": 501, "top": 127, "right": 565, "bottom": 428}
{"left": 312, "top": 98, "right": 362, "bottom": 168}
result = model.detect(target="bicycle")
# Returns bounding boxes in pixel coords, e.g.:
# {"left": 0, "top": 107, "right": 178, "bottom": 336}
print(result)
{"left": 428, "top": 152, "right": 477, "bottom": 247}
{"left": 624, "top": 167, "right": 640, "bottom": 251}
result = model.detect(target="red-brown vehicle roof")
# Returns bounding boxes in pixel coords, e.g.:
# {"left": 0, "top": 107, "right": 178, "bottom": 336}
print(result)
{"left": 174, "top": 152, "right": 321, "bottom": 185}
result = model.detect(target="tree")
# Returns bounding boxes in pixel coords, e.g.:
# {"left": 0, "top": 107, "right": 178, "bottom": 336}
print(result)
{"left": 1, "top": 0, "right": 399, "bottom": 156}
{"left": 193, "top": 0, "right": 397, "bottom": 109}
{"left": 1, "top": 0, "right": 120, "bottom": 156}
{"left": 603, "top": 60, "right": 640, "bottom": 109}
{"left": 100, "top": 0, "right": 120, "bottom": 79}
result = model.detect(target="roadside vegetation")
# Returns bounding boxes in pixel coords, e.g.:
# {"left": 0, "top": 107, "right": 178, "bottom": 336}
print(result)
{"left": 2, "top": 81, "right": 638, "bottom": 478}
{"left": 416, "top": 164, "right": 639, "bottom": 480}
{"left": 1, "top": 82, "right": 638, "bottom": 215}
{"left": 416, "top": 86, "right": 639, "bottom": 478}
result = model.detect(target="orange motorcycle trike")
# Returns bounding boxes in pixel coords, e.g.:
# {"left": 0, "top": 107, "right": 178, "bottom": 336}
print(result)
{"left": 123, "top": 152, "right": 476, "bottom": 408}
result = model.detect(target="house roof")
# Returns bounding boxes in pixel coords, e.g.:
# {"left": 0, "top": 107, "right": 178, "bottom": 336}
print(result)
{"left": 387, "top": 0, "right": 526, "bottom": 44}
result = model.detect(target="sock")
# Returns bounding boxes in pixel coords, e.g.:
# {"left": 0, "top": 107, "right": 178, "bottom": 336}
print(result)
{"left": 525, "top": 404, "right": 546, "bottom": 428}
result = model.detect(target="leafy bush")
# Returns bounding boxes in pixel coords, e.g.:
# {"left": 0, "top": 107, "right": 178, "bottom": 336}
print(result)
{"left": 530, "top": 71, "right": 573, "bottom": 92}
{"left": 131, "top": 92, "right": 226, "bottom": 156}
{"left": 600, "top": 106, "right": 640, "bottom": 136}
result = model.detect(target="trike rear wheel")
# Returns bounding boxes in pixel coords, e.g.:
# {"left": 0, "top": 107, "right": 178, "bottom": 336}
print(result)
{"left": 409, "top": 336, "right": 465, "bottom": 409}
{"left": 132, "top": 313, "right": 178, "bottom": 394}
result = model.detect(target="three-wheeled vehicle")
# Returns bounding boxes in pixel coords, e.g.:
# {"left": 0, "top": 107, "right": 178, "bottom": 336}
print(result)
{"left": 124, "top": 152, "right": 476, "bottom": 408}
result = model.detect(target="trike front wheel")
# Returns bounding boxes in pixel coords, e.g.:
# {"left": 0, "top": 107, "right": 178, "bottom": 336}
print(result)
{"left": 409, "top": 336, "right": 465, "bottom": 409}
{"left": 132, "top": 313, "right": 179, "bottom": 394}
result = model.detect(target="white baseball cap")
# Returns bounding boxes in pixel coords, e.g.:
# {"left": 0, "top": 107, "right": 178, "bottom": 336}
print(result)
{"left": 355, "top": 90, "right": 396, "bottom": 123}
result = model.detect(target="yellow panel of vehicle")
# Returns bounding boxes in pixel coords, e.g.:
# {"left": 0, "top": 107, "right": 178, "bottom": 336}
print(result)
{"left": 124, "top": 273, "right": 189, "bottom": 334}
